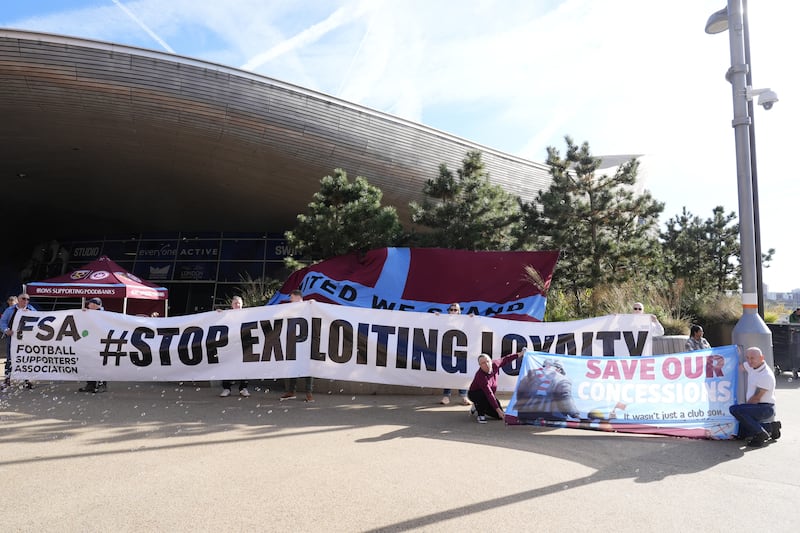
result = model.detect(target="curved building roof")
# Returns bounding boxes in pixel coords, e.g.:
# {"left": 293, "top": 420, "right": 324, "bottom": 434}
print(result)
{"left": 0, "top": 29, "right": 551, "bottom": 250}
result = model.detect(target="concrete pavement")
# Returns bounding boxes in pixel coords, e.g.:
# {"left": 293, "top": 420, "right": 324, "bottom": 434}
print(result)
{"left": 2, "top": 374, "right": 799, "bottom": 532}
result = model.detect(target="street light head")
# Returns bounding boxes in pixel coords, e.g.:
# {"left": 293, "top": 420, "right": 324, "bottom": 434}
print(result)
{"left": 705, "top": 6, "right": 729, "bottom": 34}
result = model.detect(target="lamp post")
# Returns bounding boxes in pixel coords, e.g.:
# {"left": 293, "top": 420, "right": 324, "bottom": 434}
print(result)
{"left": 704, "top": 0, "right": 773, "bottom": 373}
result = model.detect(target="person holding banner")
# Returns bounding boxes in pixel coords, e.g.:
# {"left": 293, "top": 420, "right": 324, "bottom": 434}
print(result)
{"left": 467, "top": 349, "right": 524, "bottom": 423}
{"left": 685, "top": 325, "right": 711, "bottom": 351}
{"left": 219, "top": 296, "right": 250, "bottom": 397}
{"left": 729, "top": 347, "right": 780, "bottom": 448}
{"left": 440, "top": 303, "right": 470, "bottom": 406}
{"left": 0, "top": 296, "right": 16, "bottom": 376}
{"left": 1, "top": 293, "right": 36, "bottom": 391}
{"left": 281, "top": 290, "right": 314, "bottom": 402}
{"left": 78, "top": 297, "right": 108, "bottom": 393}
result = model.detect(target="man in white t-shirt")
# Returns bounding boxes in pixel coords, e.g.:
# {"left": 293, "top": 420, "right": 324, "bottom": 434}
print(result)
{"left": 729, "top": 347, "right": 780, "bottom": 447}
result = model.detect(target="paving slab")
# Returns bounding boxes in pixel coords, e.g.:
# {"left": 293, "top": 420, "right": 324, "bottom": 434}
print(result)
{"left": 2, "top": 375, "right": 798, "bottom": 532}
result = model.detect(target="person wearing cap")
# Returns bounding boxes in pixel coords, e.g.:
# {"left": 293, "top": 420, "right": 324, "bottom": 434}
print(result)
{"left": 789, "top": 308, "right": 800, "bottom": 323}
{"left": 1, "top": 293, "right": 36, "bottom": 391}
{"left": 79, "top": 297, "right": 107, "bottom": 393}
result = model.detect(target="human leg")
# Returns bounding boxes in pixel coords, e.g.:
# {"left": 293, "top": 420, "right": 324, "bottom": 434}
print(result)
{"left": 467, "top": 389, "right": 499, "bottom": 418}
{"left": 281, "top": 378, "right": 298, "bottom": 399}
{"left": 730, "top": 403, "right": 774, "bottom": 442}
{"left": 458, "top": 389, "right": 470, "bottom": 405}
{"left": 304, "top": 376, "right": 314, "bottom": 401}
{"left": 440, "top": 388, "right": 452, "bottom": 404}
{"left": 3, "top": 341, "right": 11, "bottom": 387}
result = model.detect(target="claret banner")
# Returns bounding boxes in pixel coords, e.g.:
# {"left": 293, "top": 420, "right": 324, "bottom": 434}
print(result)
{"left": 8, "top": 301, "right": 663, "bottom": 389}
{"left": 505, "top": 347, "right": 740, "bottom": 439}
{"left": 267, "top": 248, "right": 560, "bottom": 321}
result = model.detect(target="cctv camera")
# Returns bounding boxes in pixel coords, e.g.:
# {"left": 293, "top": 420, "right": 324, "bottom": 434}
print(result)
{"left": 756, "top": 89, "right": 778, "bottom": 110}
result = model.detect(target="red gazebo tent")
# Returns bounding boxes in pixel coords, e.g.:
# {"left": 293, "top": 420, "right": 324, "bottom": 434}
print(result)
{"left": 24, "top": 256, "right": 169, "bottom": 316}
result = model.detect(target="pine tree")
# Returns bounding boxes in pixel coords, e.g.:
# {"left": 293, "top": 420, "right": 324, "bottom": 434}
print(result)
{"left": 409, "top": 150, "right": 520, "bottom": 250}
{"left": 661, "top": 206, "right": 740, "bottom": 296}
{"left": 285, "top": 169, "right": 402, "bottom": 266}
{"left": 517, "top": 137, "right": 663, "bottom": 315}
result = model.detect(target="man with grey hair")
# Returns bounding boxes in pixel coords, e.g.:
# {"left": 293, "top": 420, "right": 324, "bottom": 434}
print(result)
{"left": 729, "top": 346, "right": 780, "bottom": 447}
{"left": 1, "top": 293, "right": 36, "bottom": 391}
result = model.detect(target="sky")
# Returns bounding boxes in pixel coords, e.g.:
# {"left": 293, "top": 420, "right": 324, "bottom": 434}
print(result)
{"left": 2, "top": 0, "right": 797, "bottom": 292}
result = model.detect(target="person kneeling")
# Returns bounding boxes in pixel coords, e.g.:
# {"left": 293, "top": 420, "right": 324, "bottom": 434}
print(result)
{"left": 467, "top": 349, "right": 524, "bottom": 424}
{"left": 729, "top": 347, "right": 780, "bottom": 447}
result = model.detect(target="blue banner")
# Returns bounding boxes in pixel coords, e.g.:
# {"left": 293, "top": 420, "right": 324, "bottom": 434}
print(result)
{"left": 505, "top": 346, "right": 740, "bottom": 439}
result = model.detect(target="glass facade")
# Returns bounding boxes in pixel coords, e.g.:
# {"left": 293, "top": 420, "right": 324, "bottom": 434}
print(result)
{"left": 46, "top": 231, "right": 295, "bottom": 315}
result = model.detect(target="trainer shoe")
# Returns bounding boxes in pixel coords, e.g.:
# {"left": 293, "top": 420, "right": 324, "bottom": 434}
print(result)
{"left": 280, "top": 392, "right": 296, "bottom": 400}
{"left": 477, "top": 415, "right": 487, "bottom": 424}
{"left": 469, "top": 405, "right": 477, "bottom": 418}
{"left": 747, "top": 431, "right": 770, "bottom": 448}
{"left": 305, "top": 392, "right": 315, "bottom": 403}
{"left": 769, "top": 421, "right": 782, "bottom": 440}
{"left": 459, "top": 396, "right": 471, "bottom": 406}
{"left": 219, "top": 388, "right": 231, "bottom": 397}
{"left": 239, "top": 388, "right": 250, "bottom": 397}
{"left": 439, "top": 396, "right": 450, "bottom": 405}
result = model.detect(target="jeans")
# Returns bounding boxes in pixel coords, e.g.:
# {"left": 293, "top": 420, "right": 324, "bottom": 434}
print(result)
{"left": 2, "top": 337, "right": 10, "bottom": 383}
{"left": 442, "top": 388, "right": 467, "bottom": 397}
{"left": 729, "top": 402, "right": 774, "bottom": 438}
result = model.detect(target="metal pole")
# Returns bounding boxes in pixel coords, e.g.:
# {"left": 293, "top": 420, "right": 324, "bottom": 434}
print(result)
{"left": 724, "top": 0, "right": 773, "bottom": 374}
{"left": 742, "top": 0, "right": 765, "bottom": 318}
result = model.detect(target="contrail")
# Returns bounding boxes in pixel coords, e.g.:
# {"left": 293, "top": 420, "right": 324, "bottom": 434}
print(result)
{"left": 241, "top": 3, "right": 368, "bottom": 72}
{"left": 112, "top": 0, "right": 175, "bottom": 53}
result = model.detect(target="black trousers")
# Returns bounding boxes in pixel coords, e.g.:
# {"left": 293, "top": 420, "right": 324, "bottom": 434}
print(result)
{"left": 222, "top": 380, "right": 249, "bottom": 390}
{"left": 468, "top": 389, "right": 502, "bottom": 419}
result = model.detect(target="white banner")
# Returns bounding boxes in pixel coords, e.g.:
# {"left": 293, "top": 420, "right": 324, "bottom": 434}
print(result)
{"left": 8, "top": 301, "right": 664, "bottom": 391}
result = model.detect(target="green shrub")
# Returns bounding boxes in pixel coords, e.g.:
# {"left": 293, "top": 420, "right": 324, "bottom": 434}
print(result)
{"left": 660, "top": 317, "right": 689, "bottom": 336}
